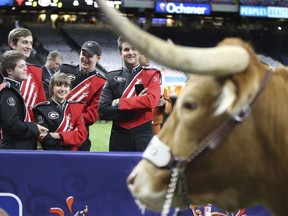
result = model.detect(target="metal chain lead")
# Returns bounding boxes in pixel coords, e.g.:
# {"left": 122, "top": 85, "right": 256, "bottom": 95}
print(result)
{"left": 178, "top": 171, "right": 190, "bottom": 208}
{"left": 158, "top": 68, "right": 274, "bottom": 216}
{"left": 161, "top": 167, "right": 181, "bottom": 216}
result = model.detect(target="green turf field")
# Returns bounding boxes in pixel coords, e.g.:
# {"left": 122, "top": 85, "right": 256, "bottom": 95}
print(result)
{"left": 89, "top": 121, "right": 112, "bottom": 152}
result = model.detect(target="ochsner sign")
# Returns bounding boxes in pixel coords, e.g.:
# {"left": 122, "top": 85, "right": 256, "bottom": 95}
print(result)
{"left": 155, "top": 2, "right": 210, "bottom": 15}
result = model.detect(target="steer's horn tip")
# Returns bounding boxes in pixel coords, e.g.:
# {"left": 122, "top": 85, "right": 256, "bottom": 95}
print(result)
{"left": 167, "top": 38, "right": 174, "bottom": 45}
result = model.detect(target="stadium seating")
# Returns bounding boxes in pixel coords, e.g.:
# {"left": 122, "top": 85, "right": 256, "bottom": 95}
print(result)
{"left": 1, "top": 21, "right": 288, "bottom": 92}
{"left": 60, "top": 23, "right": 121, "bottom": 71}
{"left": 239, "top": 0, "right": 288, "bottom": 6}
{"left": 0, "top": 23, "right": 13, "bottom": 54}
{"left": 26, "top": 23, "right": 80, "bottom": 65}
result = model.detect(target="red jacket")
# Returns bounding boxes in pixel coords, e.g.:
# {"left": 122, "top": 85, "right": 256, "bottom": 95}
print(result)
{"left": 21, "top": 64, "right": 46, "bottom": 121}
{"left": 33, "top": 100, "right": 88, "bottom": 151}
{"left": 60, "top": 64, "right": 106, "bottom": 126}
{"left": 99, "top": 65, "right": 161, "bottom": 129}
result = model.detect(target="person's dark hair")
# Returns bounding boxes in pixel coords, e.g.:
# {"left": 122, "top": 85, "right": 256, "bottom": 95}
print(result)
{"left": 0, "top": 50, "right": 25, "bottom": 77}
{"left": 49, "top": 73, "right": 72, "bottom": 97}
{"left": 117, "top": 36, "right": 126, "bottom": 51}
{"left": 47, "top": 50, "right": 63, "bottom": 61}
{"left": 8, "top": 27, "right": 32, "bottom": 48}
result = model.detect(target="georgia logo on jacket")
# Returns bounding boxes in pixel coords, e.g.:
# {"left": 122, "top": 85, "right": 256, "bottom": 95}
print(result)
{"left": 67, "top": 74, "right": 76, "bottom": 81}
{"left": 48, "top": 111, "right": 59, "bottom": 119}
{"left": 114, "top": 76, "right": 126, "bottom": 82}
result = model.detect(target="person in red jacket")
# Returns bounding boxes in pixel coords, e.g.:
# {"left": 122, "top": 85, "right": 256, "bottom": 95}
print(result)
{"left": 0, "top": 50, "right": 48, "bottom": 149}
{"left": 139, "top": 54, "right": 173, "bottom": 134}
{"left": 60, "top": 41, "right": 106, "bottom": 151}
{"left": 33, "top": 73, "right": 88, "bottom": 151}
{"left": 8, "top": 27, "right": 46, "bottom": 122}
{"left": 98, "top": 36, "right": 161, "bottom": 151}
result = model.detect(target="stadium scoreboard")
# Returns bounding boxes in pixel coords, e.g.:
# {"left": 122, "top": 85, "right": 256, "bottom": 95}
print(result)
{"left": 1, "top": 0, "right": 288, "bottom": 19}
{"left": 0, "top": 0, "right": 121, "bottom": 9}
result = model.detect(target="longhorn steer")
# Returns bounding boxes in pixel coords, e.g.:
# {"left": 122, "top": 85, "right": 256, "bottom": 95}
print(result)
{"left": 97, "top": 1, "right": 288, "bottom": 215}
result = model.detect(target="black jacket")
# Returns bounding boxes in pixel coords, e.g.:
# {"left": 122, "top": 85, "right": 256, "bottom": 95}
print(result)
{"left": 0, "top": 78, "right": 39, "bottom": 149}
{"left": 41, "top": 65, "right": 54, "bottom": 99}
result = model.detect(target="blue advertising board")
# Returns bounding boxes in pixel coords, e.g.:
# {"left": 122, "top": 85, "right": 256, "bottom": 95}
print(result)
{"left": 0, "top": 150, "right": 272, "bottom": 216}
{"left": 0, "top": 150, "right": 190, "bottom": 216}
{"left": 0, "top": 0, "right": 13, "bottom": 6}
{"left": 155, "top": 2, "right": 210, "bottom": 15}
{"left": 240, "top": 6, "right": 267, "bottom": 17}
{"left": 240, "top": 5, "right": 288, "bottom": 18}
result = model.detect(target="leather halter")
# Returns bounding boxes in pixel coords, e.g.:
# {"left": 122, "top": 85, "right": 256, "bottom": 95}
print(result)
{"left": 144, "top": 67, "right": 273, "bottom": 169}
{"left": 142, "top": 66, "right": 274, "bottom": 215}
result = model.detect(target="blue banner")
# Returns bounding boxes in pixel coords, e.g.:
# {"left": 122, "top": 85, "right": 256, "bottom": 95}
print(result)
{"left": 0, "top": 150, "right": 190, "bottom": 216}
{"left": 0, "top": 0, "right": 13, "bottom": 6}
{"left": 155, "top": 2, "right": 210, "bottom": 15}
{"left": 240, "top": 6, "right": 267, "bottom": 17}
{"left": 240, "top": 5, "right": 288, "bottom": 18}
{"left": 268, "top": 6, "right": 288, "bottom": 18}
{"left": 0, "top": 150, "right": 272, "bottom": 216}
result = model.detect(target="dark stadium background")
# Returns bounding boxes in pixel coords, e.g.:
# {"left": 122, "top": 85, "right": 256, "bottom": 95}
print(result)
{"left": 1, "top": 0, "right": 286, "bottom": 119}
{"left": 0, "top": 2, "right": 283, "bottom": 214}
{"left": 1, "top": 0, "right": 288, "bottom": 67}
{"left": 0, "top": 0, "right": 286, "bottom": 110}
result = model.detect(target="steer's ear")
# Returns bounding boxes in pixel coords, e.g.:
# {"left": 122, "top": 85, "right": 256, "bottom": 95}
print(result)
{"left": 214, "top": 76, "right": 258, "bottom": 117}
{"left": 214, "top": 80, "right": 236, "bottom": 116}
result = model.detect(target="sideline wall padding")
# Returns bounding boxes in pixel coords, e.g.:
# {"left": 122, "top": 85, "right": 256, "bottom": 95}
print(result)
{"left": 0, "top": 151, "right": 271, "bottom": 216}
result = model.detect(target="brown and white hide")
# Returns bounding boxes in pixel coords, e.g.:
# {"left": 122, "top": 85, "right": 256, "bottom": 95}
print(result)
{"left": 127, "top": 45, "right": 288, "bottom": 216}
{"left": 97, "top": 0, "right": 288, "bottom": 215}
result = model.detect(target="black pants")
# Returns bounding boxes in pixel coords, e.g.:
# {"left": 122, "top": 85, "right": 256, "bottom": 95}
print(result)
{"left": 109, "top": 121, "right": 153, "bottom": 152}
{"left": 78, "top": 126, "right": 91, "bottom": 151}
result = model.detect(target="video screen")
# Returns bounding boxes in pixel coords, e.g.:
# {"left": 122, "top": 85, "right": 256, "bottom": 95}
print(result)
{"left": 8, "top": 0, "right": 100, "bottom": 9}
{"left": 0, "top": 0, "right": 13, "bottom": 6}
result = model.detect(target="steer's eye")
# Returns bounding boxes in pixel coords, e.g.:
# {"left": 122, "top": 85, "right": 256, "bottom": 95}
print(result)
{"left": 183, "top": 102, "right": 198, "bottom": 110}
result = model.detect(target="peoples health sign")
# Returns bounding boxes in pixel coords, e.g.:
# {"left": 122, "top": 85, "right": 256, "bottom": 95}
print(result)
{"left": 155, "top": 2, "right": 210, "bottom": 15}
{"left": 240, "top": 6, "right": 288, "bottom": 18}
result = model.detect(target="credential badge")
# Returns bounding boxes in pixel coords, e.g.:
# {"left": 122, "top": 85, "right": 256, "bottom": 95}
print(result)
{"left": 37, "top": 115, "right": 44, "bottom": 124}
{"left": 7, "top": 97, "right": 16, "bottom": 107}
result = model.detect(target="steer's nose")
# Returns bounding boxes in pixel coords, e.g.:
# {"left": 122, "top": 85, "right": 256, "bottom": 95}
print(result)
{"left": 127, "top": 172, "right": 136, "bottom": 186}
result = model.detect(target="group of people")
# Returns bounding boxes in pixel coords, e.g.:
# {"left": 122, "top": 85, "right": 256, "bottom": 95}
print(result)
{"left": 0, "top": 27, "right": 172, "bottom": 152}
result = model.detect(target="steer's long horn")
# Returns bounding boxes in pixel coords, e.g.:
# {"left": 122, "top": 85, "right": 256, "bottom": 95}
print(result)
{"left": 97, "top": 0, "right": 250, "bottom": 76}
